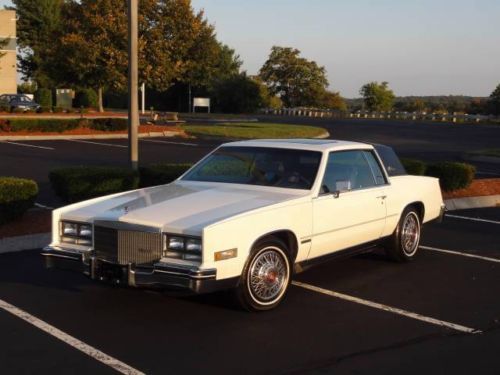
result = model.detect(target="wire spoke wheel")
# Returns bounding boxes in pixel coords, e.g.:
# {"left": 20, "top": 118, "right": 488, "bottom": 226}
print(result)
{"left": 401, "top": 212, "right": 420, "bottom": 256}
{"left": 247, "top": 247, "right": 289, "bottom": 305}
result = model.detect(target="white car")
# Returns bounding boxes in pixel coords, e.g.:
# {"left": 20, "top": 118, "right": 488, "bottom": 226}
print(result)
{"left": 43, "top": 139, "right": 445, "bottom": 311}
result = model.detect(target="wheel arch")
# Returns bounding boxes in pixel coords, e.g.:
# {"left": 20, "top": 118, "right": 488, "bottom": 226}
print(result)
{"left": 250, "top": 230, "right": 299, "bottom": 263}
{"left": 405, "top": 201, "right": 425, "bottom": 222}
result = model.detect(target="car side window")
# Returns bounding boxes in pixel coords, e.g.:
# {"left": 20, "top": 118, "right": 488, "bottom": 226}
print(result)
{"left": 363, "top": 151, "right": 387, "bottom": 185}
{"left": 321, "top": 150, "right": 377, "bottom": 194}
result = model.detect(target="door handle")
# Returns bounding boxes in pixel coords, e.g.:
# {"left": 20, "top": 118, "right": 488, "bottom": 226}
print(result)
{"left": 376, "top": 195, "right": 387, "bottom": 200}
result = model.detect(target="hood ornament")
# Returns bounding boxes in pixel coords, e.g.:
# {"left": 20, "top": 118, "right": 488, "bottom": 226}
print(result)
{"left": 123, "top": 205, "right": 129, "bottom": 214}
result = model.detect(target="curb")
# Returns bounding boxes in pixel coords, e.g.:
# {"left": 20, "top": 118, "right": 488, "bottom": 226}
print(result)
{"left": 444, "top": 194, "right": 500, "bottom": 211}
{"left": 0, "top": 232, "right": 50, "bottom": 254}
{"left": 0, "top": 131, "right": 182, "bottom": 141}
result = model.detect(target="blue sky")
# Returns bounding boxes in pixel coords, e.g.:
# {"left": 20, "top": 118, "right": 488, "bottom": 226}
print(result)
{"left": 2, "top": 0, "right": 499, "bottom": 97}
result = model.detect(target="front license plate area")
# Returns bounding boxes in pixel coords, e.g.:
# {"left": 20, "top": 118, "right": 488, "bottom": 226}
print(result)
{"left": 95, "top": 260, "right": 127, "bottom": 285}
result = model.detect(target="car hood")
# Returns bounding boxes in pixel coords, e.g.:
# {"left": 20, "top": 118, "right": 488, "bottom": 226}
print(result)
{"left": 62, "top": 181, "right": 307, "bottom": 234}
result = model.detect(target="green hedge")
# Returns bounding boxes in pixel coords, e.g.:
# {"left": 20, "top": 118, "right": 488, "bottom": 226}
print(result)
{"left": 0, "top": 177, "right": 38, "bottom": 224}
{"left": 74, "top": 88, "right": 98, "bottom": 108}
{"left": 49, "top": 167, "right": 139, "bottom": 203}
{"left": 34, "top": 88, "right": 52, "bottom": 107}
{"left": 89, "top": 118, "right": 127, "bottom": 131}
{"left": 401, "top": 158, "right": 427, "bottom": 175}
{"left": 8, "top": 119, "right": 81, "bottom": 133}
{"left": 139, "top": 164, "right": 192, "bottom": 188}
{"left": 426, "top": 162, "right": 476, "bottom": 191}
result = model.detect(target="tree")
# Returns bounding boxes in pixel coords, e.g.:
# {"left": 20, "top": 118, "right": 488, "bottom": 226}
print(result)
{"left": 319, "top": 91, "right": 347, "bottom": 111}
{"left": 9, "top": 0, "right": 65, "bottom": 87}
{"left": 360, "top": 81, "right": 395, "bottom": 111}
{"left": 211, "top": 73, "right": 268, "bottom": 113}
{"left": 259, "top": 46, "right": 329, "bottom": 108}
{"left": 488, "top": 83, "right": 500, "bottom": 115}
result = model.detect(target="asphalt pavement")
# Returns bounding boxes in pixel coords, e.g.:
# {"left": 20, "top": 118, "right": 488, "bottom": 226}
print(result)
{"left": 0, "top": 208, "right": 499, "bottom": 374}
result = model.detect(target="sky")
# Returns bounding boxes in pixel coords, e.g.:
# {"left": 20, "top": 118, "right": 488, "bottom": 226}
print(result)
{"left": 2, "top": 0, "right": 499, "bottom": 98}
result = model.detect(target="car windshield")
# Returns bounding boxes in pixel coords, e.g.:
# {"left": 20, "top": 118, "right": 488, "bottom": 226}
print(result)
{"left": 182, "top": 146, "right": 322, "bottom": 190}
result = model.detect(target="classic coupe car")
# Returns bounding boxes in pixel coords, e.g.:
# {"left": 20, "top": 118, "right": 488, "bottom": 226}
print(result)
{"left": 43, "top": 139, "right": 445, "bottom": 311}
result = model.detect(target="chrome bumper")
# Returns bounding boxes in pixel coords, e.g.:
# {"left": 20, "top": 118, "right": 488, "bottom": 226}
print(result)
{"left": 437, "top": 203, "right": 446, "bottom": 223}
{"left": 41, "top": 246, "right": 237, "bottom": 294}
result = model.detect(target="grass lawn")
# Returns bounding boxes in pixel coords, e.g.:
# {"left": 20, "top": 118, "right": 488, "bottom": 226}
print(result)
{"left": 182, "top": 122, "right": 328, "bottom": 139}
{"left": 468, "top": 149, "right": 500, "bottom": 158}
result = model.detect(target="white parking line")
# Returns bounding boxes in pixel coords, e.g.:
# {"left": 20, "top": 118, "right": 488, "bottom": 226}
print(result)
{"left": 1, "top": 141, "right": 54, "bottom": 150}
{"left": 292, "top": 281, "right": 480, "bottom": 334}
{"left": 420, "top": 245, "right": 500, "bottom": 264}
{"left": 35, "top": 202, "right": 54, "bottom": 210}
{"left": 0, "top": 298, "right": 144, "bottom": 375}
{"left": 445, "top": 214, "right": 500, "bottom": 225}
{"left": 140, "top": 139, "right": 198, "bottom": 147}
{"left": 66, "top": 139, "right": 127, "bottom": 148}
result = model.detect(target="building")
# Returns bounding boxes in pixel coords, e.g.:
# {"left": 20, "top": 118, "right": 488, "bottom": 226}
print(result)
{"left": 0, "top": 10, "right": 17, "bottom": 95}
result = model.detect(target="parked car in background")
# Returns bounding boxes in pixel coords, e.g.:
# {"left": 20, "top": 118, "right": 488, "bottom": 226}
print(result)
{"left": 42, "top": 139, "right": 445, "bottom": 311}
{"left": 0, "top": 94, "right": 40, "bottom": 112}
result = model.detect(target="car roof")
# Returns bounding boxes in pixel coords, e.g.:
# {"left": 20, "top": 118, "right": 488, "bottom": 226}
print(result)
{"left": 222, "top": 139, "right": 373, "bottom": 152}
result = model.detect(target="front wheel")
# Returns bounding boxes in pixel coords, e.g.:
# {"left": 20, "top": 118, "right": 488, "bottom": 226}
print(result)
{"left": 235, "top": 238, "right": 291, "bottom": 311}
{"left": 385, "top": 207, "right": 421, "bottom": 262}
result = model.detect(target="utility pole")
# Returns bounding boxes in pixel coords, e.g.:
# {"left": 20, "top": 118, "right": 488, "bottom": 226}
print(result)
{"left": 141, "top": 82, "right": 146, "bottom": 115}
{"left": 127, "top": 0, "right": 139, "bottom": 170}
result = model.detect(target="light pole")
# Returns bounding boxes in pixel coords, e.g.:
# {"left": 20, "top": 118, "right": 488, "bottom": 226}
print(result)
{"left": 127, "top": 0, "right": 139, "bottom": 170}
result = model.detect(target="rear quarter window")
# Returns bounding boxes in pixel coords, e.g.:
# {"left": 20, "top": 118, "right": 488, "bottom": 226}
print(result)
{"left": 373, "top": 145, "right": 407, "bottom": 177}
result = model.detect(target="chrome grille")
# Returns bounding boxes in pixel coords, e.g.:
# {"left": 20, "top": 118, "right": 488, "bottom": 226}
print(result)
{"left": 94, "top": 226, "right": 162, "bottom": 265}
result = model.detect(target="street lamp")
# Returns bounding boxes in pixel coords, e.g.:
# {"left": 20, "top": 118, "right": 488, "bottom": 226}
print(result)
{"left": 127, "top": 0, "right": 139, "bottom": 170}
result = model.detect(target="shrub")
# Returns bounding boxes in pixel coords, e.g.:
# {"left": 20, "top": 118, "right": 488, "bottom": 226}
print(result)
{"left": 401, "top": 158, "right": 427, "bottom": 175}
{"left": 35, "top": 88, "right": 53, "bottom": 107}
{"left": 0, "top": 119, "right": 11, "bottom": 132}
{"left": 89, "top": 118, "right": 127, "bottom": 131}
{"left": 49, "top": 166, "right": 139, "bottom": 203}
{"left": 37, "top": 106, "right": 52, "bottom": 113}
{"left": 8, "top": 119, "right": 81, "bottom": 133}
{"left": 74, "top": 88, "right": 98, "bottom": 108}
{"left": 0, "top": 104, "right": 10, "bottom": 113}
{"left": 11, "top": 107, "right": 25, "bottom": 114}
{"left": 425, "top": 162, "right": 476, "bottom": 191}
{"left": 0, "top": 177, "right": 38, "bottom": 224}
{"left": 52, "top": 106, "right": 64, "bottom": 113}
{"left": 139, "top": 164, "right": 192, "bottom": 188}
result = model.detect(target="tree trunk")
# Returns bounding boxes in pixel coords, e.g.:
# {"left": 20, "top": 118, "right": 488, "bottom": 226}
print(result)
{"left": 98, "top": 87, "right": 104, "bottom": 112}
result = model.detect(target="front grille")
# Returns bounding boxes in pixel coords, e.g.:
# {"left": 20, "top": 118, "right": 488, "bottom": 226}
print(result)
{"left": 94, "top": 226, "right": 162, "bottom": 265}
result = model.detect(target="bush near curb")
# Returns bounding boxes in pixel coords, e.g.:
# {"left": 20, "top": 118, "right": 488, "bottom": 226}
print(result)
{"left": 89, "top": 118, "right": 127, "bottom": 131}
{"left": 401, "top": 158, "right": 427, "bottom": 175}
{"left": 425, "top": 162, "right": 476, "bottom": 191}
{"left": 0, "top": 177, "right": 38, "bottom": 224}
{"left": 139, "top": 164, "right": 192, "bottom": 188}
{"left": 7, "top": 118, "right": 81, "bottom": 133}
{"left": 74, "top": 88, "right": 98, "bottom": 108}
{"left": 49, "top": 167, "right": 139, "bottom": 203}
{"left": 34, "top": 88, "right": 52, "bottom": 108}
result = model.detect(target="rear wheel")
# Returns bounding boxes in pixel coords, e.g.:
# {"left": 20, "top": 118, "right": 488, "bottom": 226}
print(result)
{"left": 385, "top": 207, "right": 421, "bottom": 262}
{"left": 235, "top": 238, "right": 291, "bottom": 311}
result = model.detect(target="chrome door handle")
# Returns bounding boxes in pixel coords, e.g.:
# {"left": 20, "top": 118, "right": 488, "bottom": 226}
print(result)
{"left": 377, "top": 195, "right": 387, "bottom": 200}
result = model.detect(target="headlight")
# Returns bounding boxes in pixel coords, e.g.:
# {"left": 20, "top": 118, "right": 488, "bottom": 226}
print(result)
{"left": 60, "top": 221, "right": 93, "bottom": 246}
{"left": 164, "top": 234, "right": 202, "bottom": 261}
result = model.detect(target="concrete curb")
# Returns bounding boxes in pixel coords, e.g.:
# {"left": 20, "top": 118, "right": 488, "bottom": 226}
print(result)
{"left": 0, "top": 232, "right": 50, "bottom": 254}
{"left": 0, "top": 131, "right": 182, "bottom": 141}
{"left": 444, "top": 194, "right": 500, "bottom": 211}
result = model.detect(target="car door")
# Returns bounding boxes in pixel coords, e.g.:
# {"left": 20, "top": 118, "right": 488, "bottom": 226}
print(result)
{"left": 309, "top": 150, "right": 388, "bottom": 259}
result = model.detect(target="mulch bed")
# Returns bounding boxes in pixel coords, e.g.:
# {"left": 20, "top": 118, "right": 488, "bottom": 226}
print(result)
{"left": 442, "top": 178, "right": 500, "bottom": 199}
{"left": 0, "top": 209, "right": 51, "bottom": 239}
{"left": 0, "top": 124, "right": 186, "bottom": 137}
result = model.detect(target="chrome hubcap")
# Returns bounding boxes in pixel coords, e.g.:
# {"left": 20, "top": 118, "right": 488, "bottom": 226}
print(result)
{"left": 249, "top": 248, "right": 288, "bottom": 303}
{"left": 402, "top": 212, "right": 420, "bottom": 255}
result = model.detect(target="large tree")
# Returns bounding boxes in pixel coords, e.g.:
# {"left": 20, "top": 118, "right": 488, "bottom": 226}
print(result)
{"left": 9, "top": 0, "right": 65, "bottom": 87}
{"left": 489, "top": 83, "right": 500, "bottom": 115}
{"left": 360, "top": 81, "right": 395, "bottom": 111}
{"left": 259, "top": 46, "right": 329, "bottom": 108}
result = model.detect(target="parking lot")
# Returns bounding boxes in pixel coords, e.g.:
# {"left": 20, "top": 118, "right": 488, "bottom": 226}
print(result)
{"left": 0, "top": 208, "right": 499, "bottom": 374}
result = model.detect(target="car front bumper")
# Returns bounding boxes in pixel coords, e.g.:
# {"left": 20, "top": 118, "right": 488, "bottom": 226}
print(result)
{"left": 41, "top": 246, "right": 238, "bottom": 294}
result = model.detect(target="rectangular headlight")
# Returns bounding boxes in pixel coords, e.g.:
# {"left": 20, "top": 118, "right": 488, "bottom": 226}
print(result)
{"left": 164, "top": 234, "right": 202, "bottom": 261}
{"left": 60, "top": 221, "right": 93, "bottom": 246}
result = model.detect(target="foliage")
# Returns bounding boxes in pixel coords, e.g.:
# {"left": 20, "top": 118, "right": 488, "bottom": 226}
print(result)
{"left": 319, "top": 91, "right": 347, "bottom": 111}
{"left": 425, "top": 162, "right": 476, "bottom": 191}
{"left": 360, "top": 81, "right": 395, "bottom": 111}
{"left": 0, "top": 177, "right": 38, "bottom": 224}
{"left": 74, "top": 88, "right": 98, "bottom": 108}
{"left": 489, "top": 83, "right": 500, "bottom": 115}
{"left": 17, "top": 81, "right": 37, "bottom": 94}
{"left": 49, "top": 166, "right": 139, "bottom": 203}
{"left": 2, "top": 118, "right": 127, "bottom": 133}
{"left": 259, "top": 46, "right": 329, "bottom": 108}
{"left": 9, "top": 0, "right": 65, "bottom": 87}
{"left": 211, "top": 74, "right": 268, "bottom": 113}
{"left": 89, "top": 118, "right": 128, "bottom": 131}
{"left": 139, "top": 164, "right": 193, "bottom": 188}
{"left": 34, "top": 88, "right": 53, "bottom": 107}
{"left": 182, "top": 122, "right": 327, "bottom": 139}
{"left": 400, "top": 158, "right": 427, "bottom": 175}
